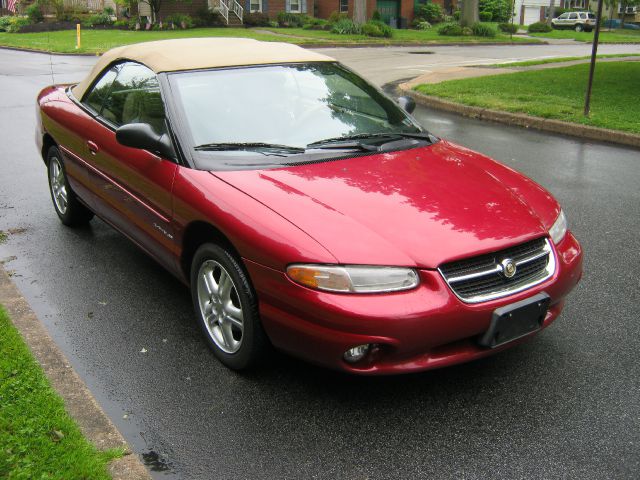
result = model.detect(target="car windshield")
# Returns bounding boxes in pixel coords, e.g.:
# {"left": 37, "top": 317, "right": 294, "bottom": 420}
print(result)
{"left": 168, "top": 63, "right": 425, "bottom": 166}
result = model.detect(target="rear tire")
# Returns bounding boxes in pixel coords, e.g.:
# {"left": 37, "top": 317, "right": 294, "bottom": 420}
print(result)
{"left": 47, "top": 146, "right": 94, "bottom": 227}
{"left": 190, "top": 243, "right": 269, "bottom": 370}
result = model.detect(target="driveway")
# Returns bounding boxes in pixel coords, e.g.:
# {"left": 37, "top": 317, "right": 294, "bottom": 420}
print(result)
{"left": 0, "top": 46, "right": 639, "bottom": 479}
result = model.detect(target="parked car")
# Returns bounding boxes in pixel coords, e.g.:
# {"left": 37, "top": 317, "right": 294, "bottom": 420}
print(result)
{"left": 552, "top": 11, "right": 596, "bottom": 31}
{"left": 36, "top": 39, "right": 583, "bottom": 374}
{"left": 602, "top": 19, "right": 640, "bottom": 30}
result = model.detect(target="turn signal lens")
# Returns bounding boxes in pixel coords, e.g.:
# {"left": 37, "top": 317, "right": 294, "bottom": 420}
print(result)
{"left": 286, "top": 265, "right": 419, "bottom": 293}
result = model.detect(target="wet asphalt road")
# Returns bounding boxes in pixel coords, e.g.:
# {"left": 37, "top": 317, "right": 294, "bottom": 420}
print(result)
{"left": 1, "top": 48, "right": 639, "bottom": 479}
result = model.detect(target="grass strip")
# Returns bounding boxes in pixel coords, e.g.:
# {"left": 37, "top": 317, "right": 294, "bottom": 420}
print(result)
{"left": 0, "top": 306, "right": 122, "bottom": 479}
{"left": 414, "top": 61, "right": 640, "bottom": 134}
{"left": 489, "top": 53, "right": 640, "bottom": 67}
{"left": 528, "top": 28, "right": 640, "bottom": 43}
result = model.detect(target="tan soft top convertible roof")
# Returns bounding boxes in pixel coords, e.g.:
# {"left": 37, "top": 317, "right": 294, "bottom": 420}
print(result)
{"left": 73, "top": 38, "right": 334, "bottom": 99}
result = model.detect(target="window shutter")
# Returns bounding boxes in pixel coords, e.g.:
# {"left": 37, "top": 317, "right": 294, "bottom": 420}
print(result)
{"left": 245, "top": 0, "right": 250, "bottom": 11}
{"left": 263, "top": 0, "right": 268, "bottom": 13}
{"left": 285, "top": 0, "right": 290, "bottom": 12}
{"left": 302, "top": 0, "right": 307, "bottom": 13}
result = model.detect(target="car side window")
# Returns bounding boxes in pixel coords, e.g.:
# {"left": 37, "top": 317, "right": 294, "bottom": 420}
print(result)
{"left": 558, "top": 13, "right": 568, "bottom": 19}
{"left": 569, "top": 13, "right": 578, "bottom": 19}
{"left": 102, "top": 62, "right": 167, "bottom": 135}
{"left": 83, "top": 65, "right": 119, "bottom": 114}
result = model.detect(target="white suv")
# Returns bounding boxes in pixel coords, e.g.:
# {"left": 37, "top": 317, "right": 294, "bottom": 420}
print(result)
{"left": 552, "top": 11, "right": 596, "bottom": 32}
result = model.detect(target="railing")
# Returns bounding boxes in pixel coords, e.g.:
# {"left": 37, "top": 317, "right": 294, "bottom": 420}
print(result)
{"left": 63, "top": 0, "right": 105, "bottom": 12}
{"left": 230, "top": 0, "right": 243, "bottom": 23}
{"left": 210, "top": 0, "right": 243, "bottom": 24}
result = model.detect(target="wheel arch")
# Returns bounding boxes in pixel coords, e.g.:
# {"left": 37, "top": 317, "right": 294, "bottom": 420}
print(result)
{"left": 180, "top": 221, "right": 243, "bottom": 284}
{"left": 41, "top": 133, "right": 57, "bottom": 165}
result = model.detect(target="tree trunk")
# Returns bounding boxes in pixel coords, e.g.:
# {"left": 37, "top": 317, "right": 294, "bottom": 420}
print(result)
{"left": 620, "top": 0, "right": 627, "bottom": 29}
{"left": 547, "top": 0, "right": 556, "bottom": 25}
{"left": 609, "top": 5, "right": 614, "bottom": 31}
{"left": 460, "top": 0, "right": 479, "bottom": 27}
{"left": 353, "top": 0, "right": 367, "bottom": 24}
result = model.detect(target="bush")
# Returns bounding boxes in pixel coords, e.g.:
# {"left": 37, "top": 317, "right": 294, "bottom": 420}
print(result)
{"left": 242, "top": 12, "right": 270, "bottom": 27}
{"left": 328, "top": 11, "right": 348, "bottom": 24}
{"left": 417, "top": 3, "right": 444, "bottom": 24}
{"left": 83, "top": 12, "right": 114, "bottom": 27}
{"left": 462, "top": 26, "right": 473, "bottom": 36}
{"left": 165, "top": 13, "right": 194, "bottom": 29}
{"left": 277, "top": 12, "right": 308, "bottom": 27}
{"left": 364, "top": 19, "right": 393, "bottom": 37}
{"left": 498, "top": 22, "right": 518, "bottom": 34}
{"left": 479, "top": 0, "right": 511, "bottom": 23}
{"left": 453, "top": 9, "right": 461, "bottom": 21}
{"left": 437, "top": 22, "right": 463, "bottom": 36}
{"left": 471, "top": 22, "right": 497, "bottom": 37}
{"left": 479, "top": 10, "right": 493, "bottom": 22}
{"left": 372, "top": 10, "right": 382, "bottom": 21}
{"left": 416, "top": 20, "right": 432, "bottom": 30}
{"left": 528, "top": 21, "right": 552, "bottom": 33}
{"left": 193, "top": 7, "right": 225, "bottom": 27}
{"left": 0, "top": 16, "right": 30, "bottom": 32}
{"left": 26, "top": 4, "right": 44, "bottom": 23}
{"left": 331, "top": 18, "right": 361, "bottom": 34}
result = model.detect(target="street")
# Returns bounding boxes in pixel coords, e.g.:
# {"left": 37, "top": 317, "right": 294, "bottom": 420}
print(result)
{"left": 1, "top": 45, "right": 639, "bottom": 479}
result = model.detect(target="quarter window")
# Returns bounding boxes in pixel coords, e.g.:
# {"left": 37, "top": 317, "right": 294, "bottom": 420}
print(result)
{"left": 340, "top": 0, "right": 348, "bottom": 13}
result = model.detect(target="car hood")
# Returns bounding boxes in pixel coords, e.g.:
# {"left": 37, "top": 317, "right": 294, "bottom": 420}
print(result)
{"left": 213, "top": 141, "right": 550, "bottom": 268}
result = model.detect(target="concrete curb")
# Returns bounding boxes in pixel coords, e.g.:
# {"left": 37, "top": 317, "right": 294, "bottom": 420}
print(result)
{"left": 400, "top": 86, "right": 640, "bottom": 149}
{"left": 0, "top": 266, "right": 151, "bottom": 480}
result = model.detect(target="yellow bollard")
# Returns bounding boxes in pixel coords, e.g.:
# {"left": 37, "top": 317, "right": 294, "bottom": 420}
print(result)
{"left": 76, "top": 23, "right": 81, "bottom": 50}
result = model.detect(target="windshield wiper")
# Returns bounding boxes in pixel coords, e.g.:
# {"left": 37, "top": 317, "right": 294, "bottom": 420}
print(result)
{"left": 307, "top": 132, "right": 435, "bottom": 149}
{"left": 194, "top": 142, "right": 305, "bottom": 154}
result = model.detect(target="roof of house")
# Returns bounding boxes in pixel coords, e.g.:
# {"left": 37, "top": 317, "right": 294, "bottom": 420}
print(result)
{"left": 72, "top": 38, "right": 334, "bottom": 98}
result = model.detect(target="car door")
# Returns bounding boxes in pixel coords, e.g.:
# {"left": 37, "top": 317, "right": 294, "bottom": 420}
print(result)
{"left": 568, "top": 12, "right": 578, "bottom": 27}
{"left": 78, "top": 61, "right": 178, "bottom": 270}
{"left": 555, "top": 13, "right": 569, "bottom": 27}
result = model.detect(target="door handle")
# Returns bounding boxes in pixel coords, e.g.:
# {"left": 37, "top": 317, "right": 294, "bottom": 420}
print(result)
{"left": 87, "top": 141, "right": 99, "bottom": 155}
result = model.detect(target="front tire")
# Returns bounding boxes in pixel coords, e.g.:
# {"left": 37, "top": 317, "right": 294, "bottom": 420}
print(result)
{"left": 47, "top": 146, "right": 94, "bottom": 226}
{"left": 190, "top": 243, "right": 268, "bottom": 370}
{"left": 575, "top": 24, "right": 584, "bottom": 32}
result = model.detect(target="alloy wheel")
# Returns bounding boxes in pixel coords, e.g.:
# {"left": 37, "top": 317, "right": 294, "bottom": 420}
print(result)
{"left": 49, "top": 156, "right": 68, "bottom": 215}
{"left": 197, "top": 260, "right": 244, "bottom": 354}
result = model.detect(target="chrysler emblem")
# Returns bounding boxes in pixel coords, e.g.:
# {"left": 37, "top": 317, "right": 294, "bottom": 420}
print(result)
{"left": 501, "top": 258, "right": 517, "bottom": 278}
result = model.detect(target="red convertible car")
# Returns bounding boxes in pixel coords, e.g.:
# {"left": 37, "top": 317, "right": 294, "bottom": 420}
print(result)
{"left": 36, "top": 38, "right": 582, "bottom": 374}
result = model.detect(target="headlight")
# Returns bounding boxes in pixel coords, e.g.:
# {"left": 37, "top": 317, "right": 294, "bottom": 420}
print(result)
{"left": 286, "top": 265, "right": 419, "bottom": 293}
{"left": 549, "top": 209, "right": 567, "bottom": 245}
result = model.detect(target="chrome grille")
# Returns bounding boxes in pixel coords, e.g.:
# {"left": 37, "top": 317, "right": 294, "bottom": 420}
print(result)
{"left": 439, "top": 237, "right": 555, "bottom": 303}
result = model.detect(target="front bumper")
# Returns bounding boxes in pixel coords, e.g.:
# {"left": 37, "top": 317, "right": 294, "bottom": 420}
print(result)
{"left": 244, "top": 232, "right": 583, "bottom": 375}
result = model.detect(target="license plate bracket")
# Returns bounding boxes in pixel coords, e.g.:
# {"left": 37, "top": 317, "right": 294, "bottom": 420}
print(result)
{"left": 478, "top": 293, "right": 550, "bottom": 348}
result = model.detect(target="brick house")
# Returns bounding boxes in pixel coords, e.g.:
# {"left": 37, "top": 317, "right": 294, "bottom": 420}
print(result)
{"left": 315, "top": 0, "right": 457, "bottom": 27}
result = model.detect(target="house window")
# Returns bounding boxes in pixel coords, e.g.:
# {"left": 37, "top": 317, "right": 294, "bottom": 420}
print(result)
{"left": 340, "top": 0, "right": 348, "bottom": 13}
{"left": 290, "top": 0, "right": 301, "bottom": 13}
{"left": 250, "top": 0, "right": 261, "bottom": 12}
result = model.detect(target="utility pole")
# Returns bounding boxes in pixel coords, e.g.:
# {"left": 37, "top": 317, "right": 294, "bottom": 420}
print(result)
{"left": 584, "top": 0, "right": 604, "bottom": 116}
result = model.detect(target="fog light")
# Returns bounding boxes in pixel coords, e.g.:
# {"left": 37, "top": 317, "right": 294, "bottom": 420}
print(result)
{"left": 343, "top": 344, "right": 371, "bottom": 363}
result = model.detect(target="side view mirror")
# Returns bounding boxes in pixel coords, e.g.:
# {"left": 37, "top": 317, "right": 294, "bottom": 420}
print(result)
{"left": 115, "top": 123, "right": 175, "bottom": 160}
{"left": 397, "top": 96, "right": 416, "bottom": 114}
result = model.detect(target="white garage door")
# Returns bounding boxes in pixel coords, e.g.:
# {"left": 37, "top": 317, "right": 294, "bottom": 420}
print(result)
{"left": 523, "top": 6, "right": 541, "bottom": 25}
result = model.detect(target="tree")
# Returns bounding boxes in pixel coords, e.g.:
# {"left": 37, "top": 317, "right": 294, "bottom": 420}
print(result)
{"left": 353, "top": 0, "right": 367, "bottom": 24}
{"left": 547, "top": 0, "right": 556, "bottom": 25}
{"left": 460, "top": 0, "right": 479, "bottom": 26}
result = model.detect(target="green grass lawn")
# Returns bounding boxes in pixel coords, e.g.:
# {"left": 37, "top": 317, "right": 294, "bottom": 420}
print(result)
{"left": 490, "top": 53, "right": 640, "bottom": 67}
{"left": 0, "top": 25, "right": 541, "bottom": 54}
{"left": 414, "top": 61, "right": 640, "bottom": 134}
{"left": 529, "top": 28, "right": 640, "bottom": 43}
{"left": 0, "top": 306, "right": 122, "bottom": 478}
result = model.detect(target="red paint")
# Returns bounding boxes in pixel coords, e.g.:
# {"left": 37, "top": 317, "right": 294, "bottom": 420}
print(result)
{"left": 37, "top": 84, "right": 583, "bottom": 374}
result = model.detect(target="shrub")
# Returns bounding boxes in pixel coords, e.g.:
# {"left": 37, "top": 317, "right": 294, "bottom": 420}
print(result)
{"left": 193, "top": 7, "right": 225, "bottom": 27}
{"left": 471, "top": 22, "right": 497, "bottom": 37}
{"left": 0, "top": 16, "right": 30, "bottom": 32}
{"left": 331, "top": 18, "right": 361, "bottom": 34}
{"left": 462, "top": 26, "right": 473, "bottom": 35}
{"left": 416, "top": 20, "right": 432, "bottom": 30}
{"left": 479, "top": 0, "right": 511, "bottom": 23}
{"left": 453, "top": 9, "right": 461, "bottom": 21}
{"left": 83, "top": 12, "right": 114, "bottom": 27}
{"left": 165, "top": 13, "right": 194, "bottom": 29}
{"left": 372, "top": 10, "right": 382, "bottom": 21}
{"left": 498, "top": 22, "right": 518, "bottom": 34}
{"left": 411, "top": 16, "right": 424, "bottom": 29}
{"left": 417, "top": 3, "right": 444, "bottom": 24}
{"left": 528, "top": 21, "right": 552, "bottom": 33}
{"left": 26, "top": 3, "right": 44, "bottom": 23}
{"left": 479, "top": 10, "right": 493, "bottom": 22}
{"left": 365, "top": 19, "right": 392, "bottom": 37}
{"left": 437, "top": 22, "right": 463, "bottom": 36}
{"left": 277, "top": 12, "right": 308, "bottom": 27}
{"left": 242, "top": 12, "right": 270, "bottom": 27}
{"left": 328, "top": 11, "right": 348, "bottom": 24}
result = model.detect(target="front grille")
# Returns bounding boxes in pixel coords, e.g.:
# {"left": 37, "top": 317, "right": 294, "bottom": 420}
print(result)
{"left": 439, "top": 237, "right": 555, "bottom": 303}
